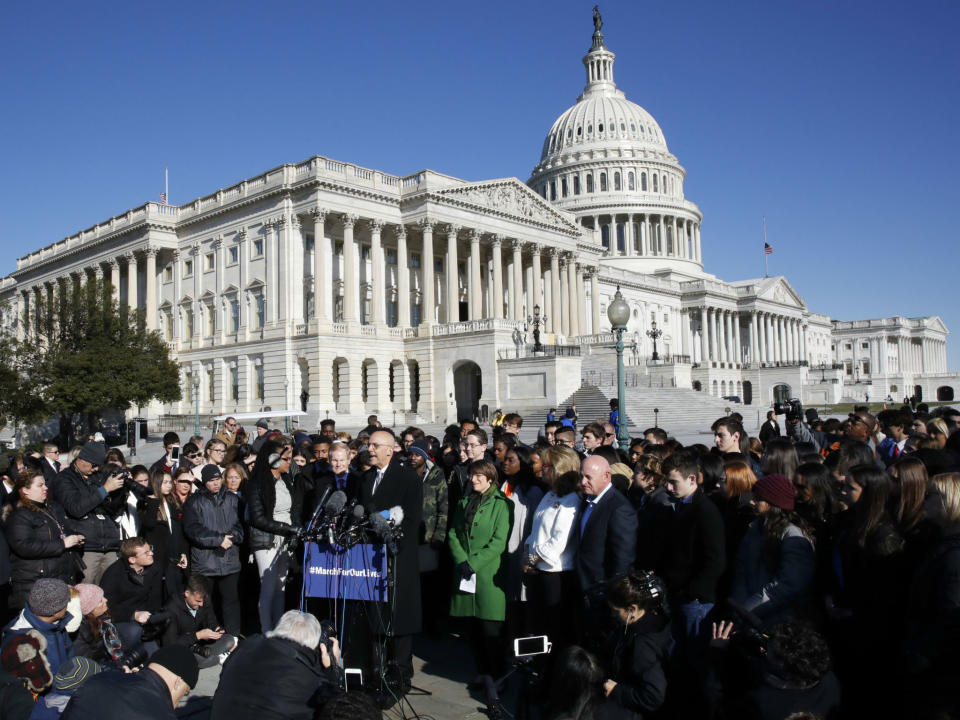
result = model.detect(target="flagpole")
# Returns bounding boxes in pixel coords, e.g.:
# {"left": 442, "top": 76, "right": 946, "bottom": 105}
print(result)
{"left": 763, "top": 216, "right": 769, "bottom": 278}
{"left": 165, "top": 167, "right": 169, "bottom": 205}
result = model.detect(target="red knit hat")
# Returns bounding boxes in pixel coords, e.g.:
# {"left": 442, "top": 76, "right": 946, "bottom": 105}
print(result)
{"left": 753, "top": 474, "right": 796, "bottom": 511}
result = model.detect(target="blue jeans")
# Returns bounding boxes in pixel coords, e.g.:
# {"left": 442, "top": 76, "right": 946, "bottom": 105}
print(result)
{"left": 677, "top": 600, "right": 714, "bottom": 640}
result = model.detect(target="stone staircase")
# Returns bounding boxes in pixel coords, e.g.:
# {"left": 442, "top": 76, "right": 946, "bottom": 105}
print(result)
{"left": 549, "top": 348, "right": 747, "bottom": 435}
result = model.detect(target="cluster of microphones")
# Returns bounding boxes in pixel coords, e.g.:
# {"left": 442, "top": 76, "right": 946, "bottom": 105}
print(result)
{"left": 300, "top": 488, "right": 404, "bottom": 553}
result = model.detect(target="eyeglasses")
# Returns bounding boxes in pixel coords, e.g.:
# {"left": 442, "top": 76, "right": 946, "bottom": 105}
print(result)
{"left": 605, "top": 432, "right": 615, "bottom": 438}
{"left": 225, "top": 423, "right": 237, "bottom": 429}
{"left": 210, "top": 447, "right": 226, "bottom": 454}
{"left": 136, "top": 544, "right": 155, "bottom": 556}
{"left": 465, "top": 442, "right": 484, "bottom": 449}
{"left": 367, "top": 442, "right": 389, "bottom": 450}
{"left": 185, "top": 453, "right": 201, "bottom": 459}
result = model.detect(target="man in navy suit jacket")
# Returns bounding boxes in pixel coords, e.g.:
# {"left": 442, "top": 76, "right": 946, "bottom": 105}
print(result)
{"left": 575, "top": 456, "right": 637, "bottom": 596}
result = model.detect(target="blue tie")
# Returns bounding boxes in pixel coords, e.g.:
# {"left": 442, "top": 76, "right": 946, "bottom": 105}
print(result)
{"left": 580, "top": 498, "right": 595, "bottom": 535}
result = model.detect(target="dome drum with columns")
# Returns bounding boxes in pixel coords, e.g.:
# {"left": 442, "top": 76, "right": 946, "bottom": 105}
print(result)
{"left": 0, "top": 10, "right": 956, "bottom": 432}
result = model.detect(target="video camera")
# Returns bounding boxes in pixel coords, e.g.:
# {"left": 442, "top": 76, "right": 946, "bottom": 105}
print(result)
{"left": 773, "top": 398, "right": 803, "bottom": 423}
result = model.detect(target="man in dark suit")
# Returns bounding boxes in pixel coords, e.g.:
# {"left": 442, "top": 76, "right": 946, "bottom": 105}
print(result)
{"left": 359, "top": 429, "right": 423, "bottom": 694}
{"left": 154, "top": 575, "right": 236, "bottom": 668}
{"left": 575, "top": 455, "right": 637, "bottom": 644}
{"left": 758, "top": 411, "right": 781, "bottom": 445}
{"left": 310, "top": 443, "right": 360, "bottom": 510}
{"left": 41, "top": 443, "right": 61, "bottom": 484}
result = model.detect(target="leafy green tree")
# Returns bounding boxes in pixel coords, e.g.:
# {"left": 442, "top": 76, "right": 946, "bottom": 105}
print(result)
{"left": 0, "top": 277, "right": 180, "bottom": 445}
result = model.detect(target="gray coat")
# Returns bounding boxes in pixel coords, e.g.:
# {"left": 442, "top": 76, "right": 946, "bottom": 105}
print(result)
{"left": 183, "top": 487, "right": 244, "bottom": 577}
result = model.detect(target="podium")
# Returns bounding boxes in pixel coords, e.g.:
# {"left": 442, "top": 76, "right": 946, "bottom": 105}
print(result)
{"left": 302, "top": 541, "right": 388, "bottom": 602}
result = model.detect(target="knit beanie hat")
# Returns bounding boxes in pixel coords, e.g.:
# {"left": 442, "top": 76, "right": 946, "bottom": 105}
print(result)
{"left": 28, "top": 578, "right": 71, "bottom": 617}
{"left": 150, "top": 645, "right": 199, "bottom": 689}
{"left": 52, "top": 656, "right": 102, "bottom": 691}
{"left": 74, "top": 584, "right": 105, "bottom": 617}
{"left": 200, "top": 464, "right": 222, "bottom": 484}
{"left": 1, "top": 630, "right": 53, "bottom": 693}
{"left": 408, "top": 439, "right": 431, "bottom": 461}
{"left": 753, "top": 474, "right": 796, "bottom": 511}
{"left": 77, "top": 441, "right": 107, "bottom": 466}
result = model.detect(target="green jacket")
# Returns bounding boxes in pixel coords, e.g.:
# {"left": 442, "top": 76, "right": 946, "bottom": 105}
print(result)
{"left": 448, "top": 486, "right": 512, "bottom": 621}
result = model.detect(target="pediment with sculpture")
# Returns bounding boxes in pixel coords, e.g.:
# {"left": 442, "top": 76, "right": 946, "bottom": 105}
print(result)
{"left": 434, "top": 180, "right": 581, "bottom": 235}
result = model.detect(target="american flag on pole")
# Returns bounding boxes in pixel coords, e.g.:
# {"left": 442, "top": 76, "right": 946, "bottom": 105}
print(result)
{"left": 159, "top": 193, "right": 167, "bottom": 204}
{"left": 764, "top": 242, "right": 773, "bottom": 255}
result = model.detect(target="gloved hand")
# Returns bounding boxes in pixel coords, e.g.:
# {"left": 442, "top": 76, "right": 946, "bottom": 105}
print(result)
{"left": 457, "top": 561, "right": 474, "bottom": 580}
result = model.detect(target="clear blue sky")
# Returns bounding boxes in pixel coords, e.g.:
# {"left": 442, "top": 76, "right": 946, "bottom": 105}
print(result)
{"left": 2, "top": 1, "right": 958, "bottom": 368}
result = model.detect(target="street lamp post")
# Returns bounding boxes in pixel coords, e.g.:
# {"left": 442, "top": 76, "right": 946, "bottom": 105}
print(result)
{"left": 284, "top": 379, "right": 290, "bottom": 432}
{"left": 527, "top": 304, "right": 546, "bottom": 353}
{"left": 192, "top": 377, "right": 200, "bottom": 437}
{"left": 607, "top": 286, "right": 631, "bottom": 448}
{"left": 646, "top": 320, "right": 663, "bottom": 362}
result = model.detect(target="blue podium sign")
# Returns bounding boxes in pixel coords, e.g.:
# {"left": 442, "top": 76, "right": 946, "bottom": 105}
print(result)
{"left": 303, "top": 541, "right": 388, "bottom": 602}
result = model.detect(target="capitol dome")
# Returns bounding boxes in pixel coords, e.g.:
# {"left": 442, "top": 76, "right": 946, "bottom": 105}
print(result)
{"left": 528, "top": 14, "right": 705, "bottom": 277}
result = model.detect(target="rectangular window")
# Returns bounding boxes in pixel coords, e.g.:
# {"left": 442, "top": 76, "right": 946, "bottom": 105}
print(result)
{"left": 386, "top": 249, "right": 397, "bottom": 264}
{"left": 409, "top": 253, "right": 421, "bottom": 269}
{"left": 230, "top": 299, "right": 239, "bottom": 333}
{"left": 361, "top": 246, "right": 370, "bottom": 261}
{"left": 574, "top": 176, "right": 581, "bottom": 195}
{"left": 411, "top": 303, "right": 421, "bottom": 327}
{"left": 206, "top": 306, "right": 215, "bottom": 336}
{"left": 334, "top": 296, "right": 344, "bottom": 322}
{"left": 255, "top": 365, "right": 265, "bottom": 401}
{"left": 164, "top": 313, "right": 173, "bottom": 340}
{"left": 255, "top": 294, "right": 265, "bottom": 329}
{"left": 205, "top": 253, "right": 215, "bottom": 271}
{"left": 163, "top": 266, "right": 173, "bottom": 283}
{"left": 229, "top": 367, "right": 239, "bottom": 401}
{"left": 183, "top": 260, "right": 193, "bottom": 278}
{"left": 561, "top": 177, "right": 568, "bottom": 198}
{"left": 228, "top": 246, "right": 239, "bottom": 265}
{"left": 185, "top": 308, "right": 194, "bottom": 337}
{"left": 335, "top": 242, "right": 343, "bottom": 256}
{"left": 305, "top": 235, "right": 315, "bottom": 252}
{"left": 845, "top": 343, "right": 852, "bottom": 350}
{"left": 252, "top": 239, "right": 264, "bottom": 258}
{"left": 207, "top": 370, "right": 215, "bottom": 402}
{"left": 861, "top": 342, "right": 869, "bottom": 349}
{"left": 387, "top": 299, "right": 397, "bottom": 327}
{"left": 435, "top": 260, "right": 443, "bottom": 273}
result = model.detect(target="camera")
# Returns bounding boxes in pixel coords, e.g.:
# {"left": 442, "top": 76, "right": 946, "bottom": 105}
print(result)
{"left": 120, "top": 645, "right": 148, "bottom": 670}
{"left": 318, "top": 619, "right": 337, "bottom": 655}
{"left": 121, "top": 470, "right": 151, "bottom": 501}
{"left": 773, "top": 398, "right": 803, "bottom": 422}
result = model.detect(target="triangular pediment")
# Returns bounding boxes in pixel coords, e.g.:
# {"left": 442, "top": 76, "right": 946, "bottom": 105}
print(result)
{"left": 747, "top": 276, "right": 806, "bottom": 309}
{"left": 434, "top": 179, "right": 582, "bottom": 234}
{"left": 924, "top": 316, "right": 949, "bottom": 334}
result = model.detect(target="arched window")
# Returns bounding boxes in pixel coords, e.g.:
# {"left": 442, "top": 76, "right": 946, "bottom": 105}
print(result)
{"left": 586, "top": 174, "right": 594, "bottom": 193}
{"left": 628, "top": 171, "right": 635, "bottom": 190}
{"left": 601, "top": 224, "right": 609, "bottom": 249}
{"left": 600, "top": 173, "right": 607, "bottom": 192}
{"left": 614, "top": 172, "right": 621, "bottom": 191}
{"left": 573, "top": 175, "right": 581, "bottom": 195}
{"left": 616, "top": 224, "right": 625, "bottom": 252}
{"left": 653, "top": 175, "right": 658, "bottom": 192}
{"left": 549, "top": 181, "right": 556, "bottom": 201}
{"left": 641, "top": 172, "right": 647, "bottom": 191}
{"left": 561, "top": 177, "right": 568, "bottom": 198}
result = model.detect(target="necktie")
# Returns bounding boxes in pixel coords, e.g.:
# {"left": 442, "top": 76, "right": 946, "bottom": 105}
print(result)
{"left": 580, "top": 498, "right": 595, "bottom": 535}
{"left": 893, "top": 445, "right": 901, "bottom": 459}
{"left": 373, "top": 469, "right": 385, "bottom": 495}
{"left": 337, "top": 473, "right": 347, "bottom": 491}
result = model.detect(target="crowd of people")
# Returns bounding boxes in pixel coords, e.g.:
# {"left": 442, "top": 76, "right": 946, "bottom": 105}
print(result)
{"left": 0, "top": 400, "right": 957, "bottom": 720}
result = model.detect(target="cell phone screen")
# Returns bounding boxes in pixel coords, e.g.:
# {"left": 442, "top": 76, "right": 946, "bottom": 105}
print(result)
{"left": 170, "top": 446, "right": 180, "bottom": 460}
{"left": 514, "top": 636, "right": 549, "bottom": 656}
{"left": 344, "top": 668, "right": 362, "bottom": 691}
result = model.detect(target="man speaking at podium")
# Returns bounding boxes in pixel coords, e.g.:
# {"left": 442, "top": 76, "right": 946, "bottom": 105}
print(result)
{"left": 360, "top": 429, "right": 423, "bottom": 695}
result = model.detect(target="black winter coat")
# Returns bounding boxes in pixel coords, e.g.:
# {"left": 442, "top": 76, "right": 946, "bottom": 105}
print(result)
{"left": 651, "top": 488, "right": 726, "bottom": 603}
{"left": 604, "top": 612, "right": 673, "bottom": 719}
{"left": 246, "top": 471, "right": 303, "bottom": 551}
{"left": 62, "top": 667, "right": 177, "bottom": 720}
{"left": 50, "top": 464, "right": 125, "bottom": 551}
{"left": 2, "top": 502, "right": 77, "bottom": 605}
{"left": 137, "top": 496, "right": 186, "bottom": 568}
{"left": 359, "top": 459, "right": 423, "bottom": 636}
{"left": 99, "top": 560, "right": 165, "bottom": 623}
{"left": 153, "top": 595, "right": 220, "bottom": 648}
{"left": 183, "top": 487, "right": 243, "bottom": 577}
{"left": 210, "top": 634, "right": 338, "bottom": 720}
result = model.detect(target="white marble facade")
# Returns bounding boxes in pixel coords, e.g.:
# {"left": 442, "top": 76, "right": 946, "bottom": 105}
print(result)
{"left": 2, "top": 19, "right": 956, "bottom": 425}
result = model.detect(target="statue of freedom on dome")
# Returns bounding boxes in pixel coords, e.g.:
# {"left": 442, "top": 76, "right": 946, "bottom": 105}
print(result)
{"left": 593, "top": 6, "right": 603, "bottom": 33}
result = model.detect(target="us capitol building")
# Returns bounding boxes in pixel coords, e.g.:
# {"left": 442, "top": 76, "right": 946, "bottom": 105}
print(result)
{"left": 2, "top": 16, "right": 956, "bottom": 428}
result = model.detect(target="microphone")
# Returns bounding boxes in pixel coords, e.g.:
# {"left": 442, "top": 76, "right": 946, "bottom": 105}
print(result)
{"left": 388, "top": 506, "right": 404, "bottom": 527}
{"left": 325, "top": 491, "right": 348, "bottom": 519}
{"left": 351, "top": 504, "right": 366, "bottom": 522}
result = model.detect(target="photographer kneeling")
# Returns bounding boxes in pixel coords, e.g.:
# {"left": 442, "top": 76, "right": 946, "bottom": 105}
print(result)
{"left": 600, "top": 572, "right": 673, "bottom": 719}
{"left": 211, "top": 609, "right": 340, "bottom": 720}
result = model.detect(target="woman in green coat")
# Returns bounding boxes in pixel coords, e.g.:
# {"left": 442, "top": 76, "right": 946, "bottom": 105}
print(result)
{"left": 448, "top": 459, "right": 512, "bottom": 716}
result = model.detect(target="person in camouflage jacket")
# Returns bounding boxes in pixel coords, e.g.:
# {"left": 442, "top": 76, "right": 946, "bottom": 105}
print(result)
{"left": 408, "top": 439, "right": 448, "bottom": 548}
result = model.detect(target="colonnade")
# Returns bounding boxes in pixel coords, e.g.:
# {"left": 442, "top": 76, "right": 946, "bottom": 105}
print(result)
{"left": 585, "top": 213, "right": 702, "bottom": 261}
{"left": 856, "top": 336, "right": 949, "bottom": 376}
{"left": 689, "top": 307, "right": 807, "bottom": 366}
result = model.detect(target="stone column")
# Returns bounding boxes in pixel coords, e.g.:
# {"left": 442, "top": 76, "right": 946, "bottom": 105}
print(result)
{"left": 446, "top": 225, "right": 460, "bottom": 323}
{"left": 801, "top": 324, "right": 808, "bottom": 364}
{"left": 531, "top": 244, "right": 543, "bottom": 316}
{"left": 625, "top": 215, "right": 634, "bottom": 256}
{"left": 733, "top": 312, "right": 742, "bottom": 364}
{"left": 681, "top": 308, "right": 690, "bottom": 357}
{"left": 125, "top": 252, "right": 138, "bottom": 311}
{"left": 109, "top": 260, "right": 120, "bottom": 304}
{"left": 145, "top": 248, "right": 157, "bottom": 331}
{"left": 658, "top": 215, "right": 665, "bottom": 254}
{"left": 514, "top": 241, "right": 525, "bottom": 320}
{"left": 469, "top": 230, "right": 482, "bottom": 320}
{"left": 289, "top": 216, "right": 304, "bottom": 324}
{"left": 312, "top": 209, "right": 328, "bottom": 322}
{"left": 369, "top": 219, "right": 385, "bottom": 326}
{"left": 549, "top": 249, "right": 561, "bottom": 333}
{"left": 576, "top": 265, "right": 586, "bottom": 335}
{"left": 342, "top": 215, "right": 358, "bottom": 323}
{"left": 759, "top": 313, "right": 768, "bottom": 363}
{"left": 673, "top": 217, "right": 681, "bottom": 257}
{"left": 420, "top": 220, "right": 434, "bottom": 326}
{"left": 567, "top": 255, "right": 580, "bottom": 337}
{"left": 590, "top": 267, "right": 600, "bottom": 335}
{"left": 395, "top": 225, "right": 409, "bottom": 328}
{"left": 491, "top": 235, "right": 504, "bottom": 319}
{"left": 559, "top": 256, "right": 570, "bottom": 337}
{"left": 750, "top": 312, "right": 758, "bottom": 364}
{"left": 262, "top": 222, "right": 276, "bottom": 323}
